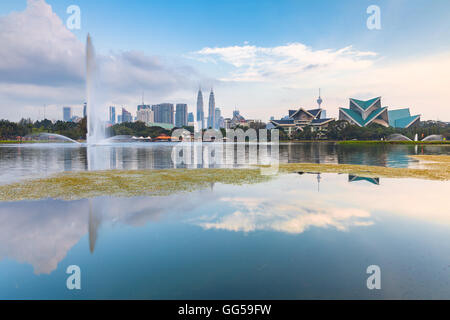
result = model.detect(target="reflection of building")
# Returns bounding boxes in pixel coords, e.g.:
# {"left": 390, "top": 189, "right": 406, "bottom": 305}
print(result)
{"left": 339, "top": 97, "right": 420, "bottom": 128}
{"left": 175, "top": 104, "right": 188, "bottom": 127}
{"left": 348, "top": 175, "right": 380, "bottom": 185}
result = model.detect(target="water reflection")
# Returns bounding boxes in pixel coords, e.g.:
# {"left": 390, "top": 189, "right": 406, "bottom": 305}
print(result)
{"left": 1, "top": 142, "right": 449, "bottom": 184}
{"left": 0, "top": 173, "right": 448, "bottom": 279}
{"left": 348, "top": 175, "right": 380, "bottom": 185}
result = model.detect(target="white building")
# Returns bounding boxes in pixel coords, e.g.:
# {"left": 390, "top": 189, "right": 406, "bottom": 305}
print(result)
{"left": 137, "top": 109, "right": 154, "bottom": 124}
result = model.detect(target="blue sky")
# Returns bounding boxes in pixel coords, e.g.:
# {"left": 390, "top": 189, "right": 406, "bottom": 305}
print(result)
{"left": 0, "top": 0, "right": 449, "bottom": 121}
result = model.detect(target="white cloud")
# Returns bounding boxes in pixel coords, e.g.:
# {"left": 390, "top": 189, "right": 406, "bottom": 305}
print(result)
{"left": 197, "top": 196, "right": 373, "bottom": 234}
{"left": 0, "top": 0, "right": 206, "bottom": 121}
{"left": 194, "top": 43, "right": 450, "bottom": 121}
{"left": 195, "top": 43, "right": 378, "bottom": 82}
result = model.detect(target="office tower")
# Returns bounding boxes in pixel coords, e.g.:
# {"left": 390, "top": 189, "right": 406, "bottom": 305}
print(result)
{"left": 175, "top": 104, "right": 188, "bottom": 127}
{"left": 214, "top": 107, "right": 221, "bottom": 129}
{"left": 152, "top": 103, "right": 174, "bottom": 124}
{"left": 196, "top": 88, "right": 204, "bottom": 129}
{"left": 188, "top": 112, "right": 194, "bottom": 122}
{"left": 137, "top": 104, "right": 151, "bottom": 111}
{"left": 207, "top": 89, "right": 215, "bottom": 129}
{"left": 117, "top": 115, "right": 122, "bottom": 124}
{"left": 121, "top": 107, "right": 133, "bottom": 123}
{"left": 109, "top": 106, "right": 116, "bottom": 124}
{"left": 137, "top": 108, "right": 154, "bottom": 124}
{"left": 83, "top": 102, "right": 87, "bottom": 118}
{"left": 63, "top": 107, "right": 72, "bottom": 122}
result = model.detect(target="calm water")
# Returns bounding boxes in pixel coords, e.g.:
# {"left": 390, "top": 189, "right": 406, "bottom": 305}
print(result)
{"left": 1, "top": 142, "right": 449, "bottom": 184}
{"left": 0, "top": 142, "right": 449, "bottom": 299}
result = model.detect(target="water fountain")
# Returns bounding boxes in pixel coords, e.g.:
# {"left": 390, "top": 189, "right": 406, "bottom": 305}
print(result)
{"left": 86, "top": 34, "right": 106, "bottom": 145}
{"left": 86, "top": 34, "right": 110, "bottom": 170}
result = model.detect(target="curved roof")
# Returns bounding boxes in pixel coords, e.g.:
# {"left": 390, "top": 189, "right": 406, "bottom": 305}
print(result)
{"left": 350, "top": 97, "right": 381, "bottom": 111}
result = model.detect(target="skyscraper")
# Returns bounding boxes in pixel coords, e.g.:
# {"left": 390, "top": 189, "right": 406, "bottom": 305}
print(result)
{"left": 137, "top": 108, "right": 154, "bottom": 124}
{"left": 175, "top": 104, "right": 188, "bottom": 127}
{"left": 63, "top": 107, "right": 72, "bottom": 122}
{"left": 188, "top": 112, "right": 194, "bottom": 122}
{"left": 214, "top": 107, "right": 221, "bottom": 129}
{"left": 121, "top": 107, "right": 133, "bottom": 123}
{"left": 109, "top": 106, "right": 116, "bottom": 124}
{"left": 196, "top": 88, "right": 204, "bottom": 129}
{"left": 153, "top": 103, "right": 174, "bottom": 124}
{"left": 208, "top": 89, "right": 215, "bottom": 129}
{"left": 83, "top": 102, "right": 87, "bottom": 118}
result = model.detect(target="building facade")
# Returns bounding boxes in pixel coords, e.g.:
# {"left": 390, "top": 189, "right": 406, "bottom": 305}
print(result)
{"left": 196, "top": 89, "right": 204, "bottom": 129}
{"left": 109, "top": 106, "right": 116, "bottom": 124}
{"left": 137, "top": 108, "right": 154, "bottom": 124}
{"left": 153, "top": 103, "right": 174, "bottom": 124}
{"left": 63, "top": 107, "right": 72, "bottom": 122}
{"left": 121, "top": 107, "right": 133, "bottom": 123}
{"left": 207, "top": 89, "right": 215, "bottom": 129}
{"left": 339, "top": 97, "right": 420, "bottom": 128}
{"left": 175, "top": 104, "right": 188, "bottom": 127}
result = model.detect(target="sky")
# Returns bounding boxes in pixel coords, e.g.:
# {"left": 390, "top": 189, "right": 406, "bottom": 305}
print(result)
{"left": 0, "top": 0, "right": 449, "bottom": 121}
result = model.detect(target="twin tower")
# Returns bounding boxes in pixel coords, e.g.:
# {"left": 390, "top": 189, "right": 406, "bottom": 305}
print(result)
{"left": 196, "top": 88, "right": 216, "bottom": 129}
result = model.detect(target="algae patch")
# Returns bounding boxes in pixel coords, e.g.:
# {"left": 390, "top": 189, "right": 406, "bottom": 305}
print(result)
{"left": 275, "top": 155, "right": 450, "bottom": 181}
{"left": 0, "top": 155, "right": 448, "bottom": 202}
{"left": 0, "top": 168, "right": 270, "bottom": 201}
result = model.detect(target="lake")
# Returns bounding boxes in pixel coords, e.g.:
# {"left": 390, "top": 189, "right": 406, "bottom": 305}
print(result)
{"left": 0, "top": 142, "right": 449, "bottom": 299}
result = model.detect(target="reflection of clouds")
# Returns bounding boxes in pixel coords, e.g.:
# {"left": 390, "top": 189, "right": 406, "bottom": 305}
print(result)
{"left": 0, "top": 192, "right": 208, "bottom": 275}
{"left": 197, "top": 197, "right": 373, "bottom": 234}
{"left": 0, "top": 201, "right": 88, "bottom": 275}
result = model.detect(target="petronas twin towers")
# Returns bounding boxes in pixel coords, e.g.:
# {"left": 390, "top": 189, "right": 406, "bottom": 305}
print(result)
{"left": 196, "top": 87, "right": 216, "bottom": 129}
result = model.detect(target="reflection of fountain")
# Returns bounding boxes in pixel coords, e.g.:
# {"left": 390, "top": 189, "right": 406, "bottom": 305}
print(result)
{"left": 86, "top": 34, "right": 106, "bottom": 145}
{"left": 88, "top": 199, "right": 102, "bottom": 254}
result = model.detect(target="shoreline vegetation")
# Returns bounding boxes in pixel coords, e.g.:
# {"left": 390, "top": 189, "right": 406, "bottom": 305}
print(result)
{"left": 0, "top": 155, "right": 448, "bottom": 202}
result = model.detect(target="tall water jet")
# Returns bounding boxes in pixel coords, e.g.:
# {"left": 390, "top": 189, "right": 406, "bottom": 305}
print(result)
{"left": 86, "top": 34, "right": 105, "bottom": 145}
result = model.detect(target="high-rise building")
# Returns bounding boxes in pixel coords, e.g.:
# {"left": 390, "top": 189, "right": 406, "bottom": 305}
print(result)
{"left": 137, "top": 104, "right": 151, "bottom": 111}
{"left": 207, "top": 89, "right": 215, "bottom": 129}
{"left": 188, "top": 112, "right": 194, "bottom": 122}
{"left": 175, "top": 104, "right": 188, "bottom": 127}
{"left": 137, "top": 108, "right": 154, "bottom": 124}
{"left": 117, "top": 115, "right": 123, "bottom": 124}
{"left": 152, "top": 103, "right": 174, "bottom": 124}
{"left": 109, "top": 106, "right": 116, "bottom": 124}
{"left": 196, "top": 88, "right": 204, "bottom": 129}
{"left": 63, "top": 107, "right": 72, "bottom": 122}
{"left": 121, "top": 107, "right": 133, "bottom": 123}
{"left": 83, "top": 102, "right": 87, "bottom": 118}
{"left": 214, "top": 107, "right": 221, "bottom": 129}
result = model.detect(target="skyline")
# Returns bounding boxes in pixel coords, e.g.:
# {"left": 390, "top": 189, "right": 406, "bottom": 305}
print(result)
{"left": 0, "top": 0, "right": 450, "bottom": 122}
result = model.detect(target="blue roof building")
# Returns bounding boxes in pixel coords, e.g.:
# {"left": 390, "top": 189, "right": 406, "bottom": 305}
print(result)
{"left": 339, "top": 97, "right": 420, "bottom": 128}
